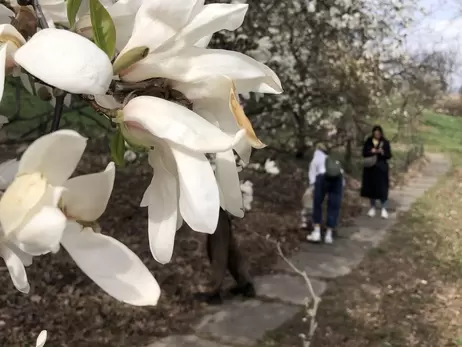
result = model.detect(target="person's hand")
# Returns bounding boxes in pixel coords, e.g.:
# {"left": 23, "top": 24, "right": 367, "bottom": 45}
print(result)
{"left": 371, "top": 148, "right": 377, "bottom": 153}
{"left": 378, "top": 148, "right": 384, "bottom": 155}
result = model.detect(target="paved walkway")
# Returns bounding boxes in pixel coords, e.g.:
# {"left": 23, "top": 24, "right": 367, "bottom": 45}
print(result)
{"left": 146, "top": 153, "right": 451, "bottom": 347}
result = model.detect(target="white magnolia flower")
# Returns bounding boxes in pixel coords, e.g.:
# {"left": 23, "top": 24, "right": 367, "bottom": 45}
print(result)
{"left": 0, "top": 130, "right": 159, "bottom": 305}
{"left": 36, "top": 330, "right": 47, "bottom": 347}
{"left": 115, "top": 0, "right": 281, "bottom": 95}
{"left": 118, "top": 95, "right": 246, "bottom": 264}
{"left": 0, "top": 130, "right": 86, "bottom": 255}
{"left": 110, "top": 0, "right": 282, "bottom": 219}
{"left": 14, "top": 28, "right": 113, "bottom": 94}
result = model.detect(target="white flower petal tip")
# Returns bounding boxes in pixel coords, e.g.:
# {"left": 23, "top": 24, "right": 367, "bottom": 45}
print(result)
{"left": 61, "top": 224, "right": 161, "bottom": 306}
{"left": 18, "top": 129, "right": 87, "bottom": 186}
{"left": 36, "top": 330, "right": 47, "bottom": 347}
{"left": 62, "top": 162, "right": 115, "bottom": 222}
{"left": 0, "top": 24, "right": 27, "bottom": 50}
{"left": 14, "top": 28, "right": 113, "bottom": 95}
{"left": 1, "top": 244, "right": 30, "bottom": 293}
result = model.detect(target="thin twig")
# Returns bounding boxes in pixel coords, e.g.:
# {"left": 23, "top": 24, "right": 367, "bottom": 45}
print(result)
{"left": 274, "top": 241, "right": 321, "bottom": 347}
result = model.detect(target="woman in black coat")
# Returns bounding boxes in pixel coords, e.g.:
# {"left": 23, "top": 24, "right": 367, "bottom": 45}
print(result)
{"left": 360, "top": 125, "right": 392, "bottom": 219}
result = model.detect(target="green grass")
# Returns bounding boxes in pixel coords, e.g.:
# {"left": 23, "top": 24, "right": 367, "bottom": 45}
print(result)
{"left": 420, "top": 110, "right": 462, "bottom": 153}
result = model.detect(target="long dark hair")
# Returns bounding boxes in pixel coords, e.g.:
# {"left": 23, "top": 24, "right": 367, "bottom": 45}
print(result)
{"left": 371, "top": 125, "right": 385, "bottom": 140}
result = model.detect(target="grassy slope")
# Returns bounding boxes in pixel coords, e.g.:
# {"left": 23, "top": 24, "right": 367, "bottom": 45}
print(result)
{"left": 259, "top": 111, "right": 462, "bottom": 347}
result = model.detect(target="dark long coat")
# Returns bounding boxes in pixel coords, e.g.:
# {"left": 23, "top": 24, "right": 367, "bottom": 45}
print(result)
{"left": 360, "top": 136, "right": 392, "bottom": 201}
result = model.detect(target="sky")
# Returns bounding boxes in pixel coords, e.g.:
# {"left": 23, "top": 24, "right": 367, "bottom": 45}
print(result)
{"left": 406, "top": 0, "right": 462, "bottom": 89}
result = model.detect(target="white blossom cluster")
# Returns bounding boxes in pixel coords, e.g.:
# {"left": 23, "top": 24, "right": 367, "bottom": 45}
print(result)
{"left": 0, "top": 0, "right": 282, "bottom": 327}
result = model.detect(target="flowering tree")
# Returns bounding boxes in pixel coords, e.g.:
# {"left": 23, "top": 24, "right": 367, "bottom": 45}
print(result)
{"left": 208, "top": 0, "right": 420, "bottom": 159}
{"left": 0, "top": 0, "right": 282, "bottom": 339}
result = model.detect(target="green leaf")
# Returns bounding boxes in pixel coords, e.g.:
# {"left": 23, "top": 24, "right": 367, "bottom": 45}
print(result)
{"left": 66, "top": 0, "right": 82, "bottom": 28}
{"left": 89, "top": 0, "right": 116, "bottom": 58}
{"left": 110, "top": 129, "right": 125, "bottom": 167}
{"left": 112, "top": 46, "right": 150, "bottom": 75}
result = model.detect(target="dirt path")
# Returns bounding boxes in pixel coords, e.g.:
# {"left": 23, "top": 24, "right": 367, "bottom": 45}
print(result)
{"left": 260, "top": 153, "right": 462, "bottom": 347}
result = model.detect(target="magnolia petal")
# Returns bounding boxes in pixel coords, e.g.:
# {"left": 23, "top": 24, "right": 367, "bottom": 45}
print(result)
{"left": 0, "top": 44, "right": 6, "bottom": 103}
{"left": 172, "top": 76, "right": 230, "bottom": 101}
{"left": 170, "top": 144, "right": 219, "bottom": 233}
{"left": 176, "top": 212, "right": 183, "bottom": 231}
{"left": 229, "top": 84, "right": 265, "bottom": 149}
{"left": 234, "top": 63, "right": 283, "bottom": 94}
{"left": 0, "top": 244, "right": 30, "bottom": 293}
{"left": 39, "top": 0, "right": 68, "bottom": 24}
{"left": 194, "top": 34, "right": 212, "bottom": 48}
{"left": 122, "top": 47, "right": 282, "bottom": 95}
{"left": 145, "top": 150, "right": 178, "bottom": 264}
{"left": 14, "top": 205, "right": 66, "bottom": 256}
{"left": 233, "top": 136, "right": 252, "bottom": 164}
{"left": 95, "top": 95, "right": 122, "bottom": 110}
{"left": 62, "top": 162, "right": 115, "bottom": 222}
{"left": 61, "top": 222, "right": 161, "bottom": 306}
{"left": 0, "top": 5, "right": 14, "bottom": 25}
{"left": 179, "top": 76, "right": 265, "bottom": 149}
{"left": 4, "top": 241, "right": 33, "bottom": 266}
{"left": 36, "top": 330, "right": 47, "bottom": 347}
{"left": 64, "top": 93, "right": 72, "bottom": 107}
{"left": 14, "top": 28, "right": 113, "bottom": 94}
{"left": 0, "top": 172, "right": 48, "bottom": 236}
{"left": 193, "top": 98, "right": 253, "bottom": 163}
{"left": 12, "top": 184, "right": 65, "bottom": 255}
{"left": 0, "top": 158, "right": 19, "bottom": 190}
{"left": 170, "top": 4, "right": 247, "bottom": 50}
{"left": 19, "top": 72, "right": 34, "bottom": 95}
{"left": 0, "top": 24, "right": 27, "bottom": 55}
{"left": 123, "top": 96, "right": 246, "bottom": 152}
{"left": 215, "top": 150, "right": 244, "bottom": 218}
{"left": 18, "top": 129, "right": 87, "bottom": 186}
{"left": 117, "top": 0, "right": 204, "bottom": 58}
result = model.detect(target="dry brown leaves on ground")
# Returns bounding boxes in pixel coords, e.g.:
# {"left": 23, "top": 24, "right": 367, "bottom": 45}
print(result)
{"left": 0, "top": 144, "right": 404, "bottom": 346}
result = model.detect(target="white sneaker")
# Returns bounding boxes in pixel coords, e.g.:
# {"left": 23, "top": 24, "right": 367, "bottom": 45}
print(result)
{"left": 367, "top": 207, "right": 376, "bottom": 217}
{"left": 307, "top": 228, "right": 321, "bottom": 242}
{"left": 324, "top": 230, "right": 333, "bottom": 244}
{"left": 381, "top": 208, "right": 388, "bottom": 219}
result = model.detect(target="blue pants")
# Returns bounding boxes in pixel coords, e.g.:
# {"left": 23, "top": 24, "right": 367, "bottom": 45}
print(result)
{"left": 312, "top": 174, "right": 343, "bottom": 229}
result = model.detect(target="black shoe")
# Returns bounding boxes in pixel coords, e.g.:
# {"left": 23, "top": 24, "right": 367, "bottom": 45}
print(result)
{"left": 229, "top": 282, "right": 256, "bottom": 298}
{"left": 193, "top": 291, "right": 223, "bottom": 305}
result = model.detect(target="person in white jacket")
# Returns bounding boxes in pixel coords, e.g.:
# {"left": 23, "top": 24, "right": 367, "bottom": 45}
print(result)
{"left": 305, "top": 146, "right": 344, "bottom": 244}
